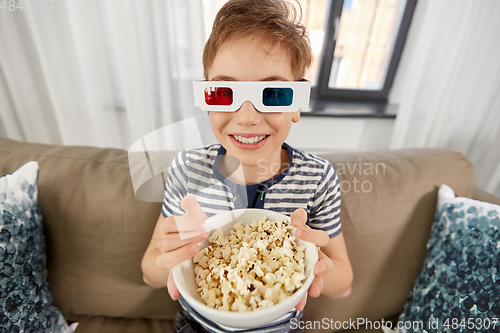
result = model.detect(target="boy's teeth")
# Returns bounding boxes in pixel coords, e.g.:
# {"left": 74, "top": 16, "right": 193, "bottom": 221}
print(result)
{"left": 233, "top": 135, "right": 266, "bottom": 144}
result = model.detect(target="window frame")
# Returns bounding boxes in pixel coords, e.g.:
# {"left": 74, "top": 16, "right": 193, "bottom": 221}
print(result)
{"left": 311, "top": 0, "right": 417, "bottom": 103}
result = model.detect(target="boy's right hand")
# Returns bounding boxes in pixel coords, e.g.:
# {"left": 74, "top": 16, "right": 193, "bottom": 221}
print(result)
{"left": 156, "top": 195, "right": 208, "bottom": 300}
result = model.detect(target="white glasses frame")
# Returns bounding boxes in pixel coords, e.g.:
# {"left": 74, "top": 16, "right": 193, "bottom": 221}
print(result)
{"left": 193, "top": 81, "right": 311, "bottom": 112}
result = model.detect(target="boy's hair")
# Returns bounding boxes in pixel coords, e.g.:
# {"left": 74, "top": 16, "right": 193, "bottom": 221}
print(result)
{"left": 203, "top": 0, "right": 312, "bottom": 81}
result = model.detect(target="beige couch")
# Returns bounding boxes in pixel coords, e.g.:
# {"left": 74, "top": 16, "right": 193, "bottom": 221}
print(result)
{"left": 1, "top": 138, "right": 499, "bottom": 333}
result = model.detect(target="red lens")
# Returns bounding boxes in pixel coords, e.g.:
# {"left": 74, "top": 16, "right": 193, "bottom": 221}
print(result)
{"left": 204, "top": 87, "right": 233, "bottom": 106}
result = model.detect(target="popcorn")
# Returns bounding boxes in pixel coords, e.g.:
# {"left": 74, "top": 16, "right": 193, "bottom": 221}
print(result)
{"left": 193, "top": 218, "right": 306, "bottom": 311}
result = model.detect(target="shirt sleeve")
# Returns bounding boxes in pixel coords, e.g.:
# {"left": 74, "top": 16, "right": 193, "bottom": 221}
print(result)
{"left": 162, "top": 150, "right": 188, "bottom": 218}
{"left": 308, "top": 162, "right": 341, "bottom": 238}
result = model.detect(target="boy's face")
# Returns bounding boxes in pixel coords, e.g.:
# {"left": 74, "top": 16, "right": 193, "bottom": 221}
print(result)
{"left": 207, "top": 35, "right": 300, "bottom": 170}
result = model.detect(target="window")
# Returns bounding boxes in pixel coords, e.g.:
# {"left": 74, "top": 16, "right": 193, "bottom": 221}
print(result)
{"left": 203, "top": 0, "right": 416, "bottom": 108}
{"left": 299, "top": 0, "right": 417, "bottom": 102}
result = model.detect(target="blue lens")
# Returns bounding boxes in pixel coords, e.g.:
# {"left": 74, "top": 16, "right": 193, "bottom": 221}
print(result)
{"left": 262, "top": 88, "right": 293, "bottom": 106}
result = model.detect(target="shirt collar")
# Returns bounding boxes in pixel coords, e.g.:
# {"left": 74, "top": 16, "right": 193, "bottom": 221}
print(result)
{"left": 213, "top": 143, "right": 294, "bottom": 189}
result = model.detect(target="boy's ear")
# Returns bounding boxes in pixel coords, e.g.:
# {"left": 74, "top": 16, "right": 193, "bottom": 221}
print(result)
{"left": 292, "top": 109, "right": 301, "bottom": 123}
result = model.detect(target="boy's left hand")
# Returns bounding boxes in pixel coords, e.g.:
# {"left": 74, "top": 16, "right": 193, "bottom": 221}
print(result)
{"left": 290, "top": 208, "right": 333, "bottom": 311}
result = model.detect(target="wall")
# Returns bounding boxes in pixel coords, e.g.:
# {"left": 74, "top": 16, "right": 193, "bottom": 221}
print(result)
{"left": 285, "top": 0, "right": 427, "bottom": 153}
{"left": 287, "top": 117, "right": 394, "bottom": 153}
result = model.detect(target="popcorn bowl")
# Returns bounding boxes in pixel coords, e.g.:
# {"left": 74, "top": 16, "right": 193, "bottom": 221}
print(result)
{"left": 172, "top": 208, "right": 318, "bottom": 329}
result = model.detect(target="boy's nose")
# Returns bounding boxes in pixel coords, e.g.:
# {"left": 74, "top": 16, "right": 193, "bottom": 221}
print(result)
{"left": 233, "top": 100, "right": 262, "bottom": 125}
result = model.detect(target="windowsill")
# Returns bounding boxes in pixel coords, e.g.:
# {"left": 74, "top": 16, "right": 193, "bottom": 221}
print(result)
{"left": 300, "top": 98, "right": 398, "bottom": 119}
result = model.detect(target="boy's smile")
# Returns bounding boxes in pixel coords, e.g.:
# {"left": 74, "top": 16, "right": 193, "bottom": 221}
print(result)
{"left": 207, "top": 35, "right": 300, "bottom": 185}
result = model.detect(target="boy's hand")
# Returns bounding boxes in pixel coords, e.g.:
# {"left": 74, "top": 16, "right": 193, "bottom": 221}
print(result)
{"left": 156, "top": 195, "right": 208, "bottom": 300}
{"left": 290, "top": 208, "right": 333, "bottom": 311}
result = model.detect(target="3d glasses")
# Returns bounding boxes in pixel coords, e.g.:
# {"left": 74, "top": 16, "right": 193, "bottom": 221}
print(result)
{"left": 193, "top": 81, "right": 311, "bottom": 112}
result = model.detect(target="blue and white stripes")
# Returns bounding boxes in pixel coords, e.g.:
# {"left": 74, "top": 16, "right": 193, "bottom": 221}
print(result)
{"left": 162, "top": 143, "right": 341, "bottom": 238}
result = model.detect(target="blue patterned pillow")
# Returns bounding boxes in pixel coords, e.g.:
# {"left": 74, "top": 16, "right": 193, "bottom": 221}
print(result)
{"left": 0, "top": 162, "right": 71, "bottom": 333}
{"left": 397, "top": 184, "right": 500, "bottom": 332}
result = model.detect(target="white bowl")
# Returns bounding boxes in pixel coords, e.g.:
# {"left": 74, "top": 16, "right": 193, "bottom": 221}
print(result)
{"left": 172, "top": 208, "right": 318, "bottom": 329}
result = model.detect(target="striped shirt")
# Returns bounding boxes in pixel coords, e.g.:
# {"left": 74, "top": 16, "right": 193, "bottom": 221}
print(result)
{"left": 162, "top": 143, "right": 341, "bottom": 238}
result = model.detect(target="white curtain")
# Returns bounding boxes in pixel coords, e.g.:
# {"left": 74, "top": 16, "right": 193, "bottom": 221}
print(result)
{"left": 390, "top": 0, "right": 500, "bottom": 197}
{"left": 0, "top": 0, "right": 214, "bottom": 150}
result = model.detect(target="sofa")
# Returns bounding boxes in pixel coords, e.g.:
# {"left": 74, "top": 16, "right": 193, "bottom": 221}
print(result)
{"left": 1, "top": 138, "right": 499, "bottom": 333}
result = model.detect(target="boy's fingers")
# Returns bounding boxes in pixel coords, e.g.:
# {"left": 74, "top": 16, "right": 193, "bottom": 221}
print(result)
{"left": 156, "top": 243, "right": 200, "bottom": 270}
{"left": 181, "top": 195, "right": 207, "bottom": 220}
{"left": 170, "top": 196, "right": 207, "bottom": 240}
{"left": 160, "top": 215, "right": 184, "bottom": 235}
{"left": 159, "top": 213, "right": 206, "bottom": 237}
{"left": 173, "top": 215, "right": 206, "bottom": 235}
{"left": 295, "top": 294, "right": 307, "bottom": 311}
{"left": 158, "top": 231, "right": 208, "bottom": 253}
{"left": 167, "top": 270, "right": 181, "bottom": 301}
{"left": 308, "top": 276, "right": 323, "bottom": 298}
{"left": 290, "top": 208, "right": 307, "bottom": 228}
{"left": 314, "top": 250, "right": 334, "bottom": 276}
{"left": 295, "top": 226, "right": 329, "bottom": 247}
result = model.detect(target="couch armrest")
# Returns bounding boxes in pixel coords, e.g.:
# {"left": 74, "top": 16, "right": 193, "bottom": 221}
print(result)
{"left": 472, "top": 187, "right": 500, "bottom": 205}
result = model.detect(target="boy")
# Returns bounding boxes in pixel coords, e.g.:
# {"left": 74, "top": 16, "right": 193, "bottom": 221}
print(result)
{"left": 142, "top": 0, "right": 353, "bottom": 332}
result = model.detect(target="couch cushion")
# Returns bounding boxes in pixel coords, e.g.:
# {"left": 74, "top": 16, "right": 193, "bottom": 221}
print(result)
{"left": 0, "top": 140, "right": 474, "bottom": 327}
{"left": 304, "top": 149, "right": 474, "bottom": 332}
{"left": 396, "top": 184, "right": 500, "bottom": 332}
{"left": 0, "top": 139, "right": 180, "bottom": 320}
{"left": 0, "top": 161, "right": 71, "bottom": 332}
